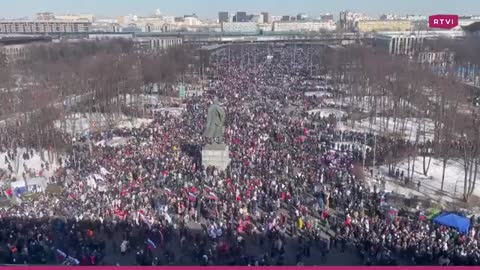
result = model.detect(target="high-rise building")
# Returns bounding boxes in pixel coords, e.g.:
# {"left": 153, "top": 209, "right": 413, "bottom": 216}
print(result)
{"left": 218, "top": 12, "right": 229, "bottom": 23}
{"left": 320, "top": 14, "right": 334, "bottom": 21}
{"left": 250, "top": 14, "right": 263, "bottom": 24}
{"left": 282, "top": 16, "right": 291, "bottom": 22}
{"left": 339, "top": 11, "right": 353, "bottom": 30}
{"left": 261, "top": 12, "right": 270, "bottom": 23}
{"left": 236, "top": 12, "right": 248, "bottom": 22}
{"left": 297, "top": 13, "right": 308, "bottom": 21}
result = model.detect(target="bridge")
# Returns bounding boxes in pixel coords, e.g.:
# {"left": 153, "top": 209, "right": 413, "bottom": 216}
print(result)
{"left": 136, "top": 31, "right": 373, "bottom": 45}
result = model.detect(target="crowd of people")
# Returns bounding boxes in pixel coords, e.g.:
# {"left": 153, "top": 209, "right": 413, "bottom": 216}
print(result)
{"left": 0, "top": 44, "right": 478, "bottom": 265}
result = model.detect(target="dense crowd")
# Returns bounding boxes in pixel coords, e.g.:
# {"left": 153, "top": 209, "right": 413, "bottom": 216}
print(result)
{"left": 0, "top": 45, "right": 478, "bottom": 266}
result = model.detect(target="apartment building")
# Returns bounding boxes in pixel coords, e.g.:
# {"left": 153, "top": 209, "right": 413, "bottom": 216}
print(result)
{"left": 0, "top": 21, "right": 91, "bottom": 33}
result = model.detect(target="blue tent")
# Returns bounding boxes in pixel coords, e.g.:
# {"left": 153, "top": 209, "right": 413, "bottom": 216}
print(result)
{"left": 433, "top": 213, "right": 470, "bottom": 234}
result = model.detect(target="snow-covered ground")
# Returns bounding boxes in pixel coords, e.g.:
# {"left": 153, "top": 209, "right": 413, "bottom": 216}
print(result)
{"left": 116, "top": 118, "right": 153, "bottom": 129}
{"left": 308, "top": 108, "right": 347, "bottom": 118}
{"left": 333, "top": 141, "right": 372, "bottom": 151}
{"left": 95, "top": 136, "right": 130, "bottom": 147}
{"left": 151, "top": 107, "right": 185, "bottom": 118}
{"left": 376, "top": 157, "right": 475, "bottom": 207}
{"left": 323, "top": 97, "right": 375, "bottom": 113}
{"left": 124, "top": 94, "right": 183, "bottom": 106}
{"left": 0, "top": 148, "right": 63, "bottom": 180}
{"left": 55, "top": 113, "right": 153, "bottom": 136}
{"left": 338, "top": 117, "right": 435, "bottom": 142}
{"left": 305, "top": 91, "right": 333, "bottom": 98}
{"left": 125, "top": 94, "right": 162, "bottom": 105}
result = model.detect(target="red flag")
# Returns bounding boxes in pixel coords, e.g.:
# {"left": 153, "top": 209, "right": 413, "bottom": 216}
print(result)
{"left": 5, "top": 188, "right": 12, "bottom": 197}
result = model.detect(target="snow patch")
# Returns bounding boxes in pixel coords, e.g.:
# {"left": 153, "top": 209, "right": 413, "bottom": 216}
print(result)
{"left": 308, "top": 108, "right": 347, "bottom": 118}
{"left": 338, "top": 117, "right": 435, "bottom": 142}
{"left": 55, "top": 113, "right": 153, "bottom": 136}
{"left": 376, "top": 157, "right": 473, "bottom": 205}
{"left": 0, "top": 148, "right": 62, "bottom": 180}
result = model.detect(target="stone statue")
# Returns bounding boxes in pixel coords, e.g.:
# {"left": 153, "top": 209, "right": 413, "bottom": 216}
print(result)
{"left": 204, "top": 97, "right": 226, "bottom": 143}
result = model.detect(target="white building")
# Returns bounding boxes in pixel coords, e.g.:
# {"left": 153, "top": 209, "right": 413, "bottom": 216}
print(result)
{"left": 221, "top": 22, "right": 258, "bottom": 33}
{"left": 389, "top": 35, "right": 425, "bottom": 55}
{"left": 345, "top": 11, "right": 374, "bottom": 22}
{"left": 375, "top": 31, "right": 465, "bottom": 56}
{"left": 163, "top": 16, "right": 175, "bottom": 24}
{"left": 272, "top": 21, "right": 336, "bottom": 32}
{"left": 183, "top": 17, "right": 202, "bottom": 26}
{"left": 458, "top": 18, "right": 480, "bottom": 28}
{"left": 258, "top": 23, "right": 273, "bottom": 32}
{"left": 405, "top": 15, "right": 428, "bottom": 21}
{"left": 55, "top": 14, "right": 96, "bottom": 22}
{"left": 134, "top": 37, "right": 183, "bottom": 51}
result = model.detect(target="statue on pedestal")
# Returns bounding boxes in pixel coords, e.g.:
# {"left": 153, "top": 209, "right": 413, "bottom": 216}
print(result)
{"left": 204, "top": 97, "right": 226, "bottom": 144}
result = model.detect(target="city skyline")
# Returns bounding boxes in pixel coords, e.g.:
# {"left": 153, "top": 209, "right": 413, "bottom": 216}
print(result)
{"left": 1, "top": 0, "right": 480, "bottom": 19}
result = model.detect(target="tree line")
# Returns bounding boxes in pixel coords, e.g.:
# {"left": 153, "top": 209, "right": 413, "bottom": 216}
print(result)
{"left": 318, "top": 42, "right": 480, "bottom": 202}
{"left": 0, "top": 39, "right": 194, "bottom": 154}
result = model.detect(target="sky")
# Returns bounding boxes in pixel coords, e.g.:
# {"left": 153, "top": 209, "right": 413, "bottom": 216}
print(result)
{"left": 2, "top": 0, "right": 480, "bottom": 19}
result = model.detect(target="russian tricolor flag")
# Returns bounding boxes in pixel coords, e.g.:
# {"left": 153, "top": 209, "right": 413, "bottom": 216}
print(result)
{"left": 56, "top": 249, "right": 67, "bottom": 260}
{"left": 68, "top": 256, "right": 80, "bottom": 265}
{"left": 164, "top": 188, "right": 174, "bottom": 196}
{"left": 208, "top": 192, "right": 219, "bottom": 201}
{"left": 146, "top": 238, "right": 157, "bottom": 250}
{"left": 204, "top": 185, "right": 212, "bottom": 192}
{"left": 188, "top": 192, "right": 197, "bottom": 201}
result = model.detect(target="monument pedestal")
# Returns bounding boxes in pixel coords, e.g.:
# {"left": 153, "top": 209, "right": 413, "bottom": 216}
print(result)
{"left": 202, "top": 144, "right": 230, "bottom": 171}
